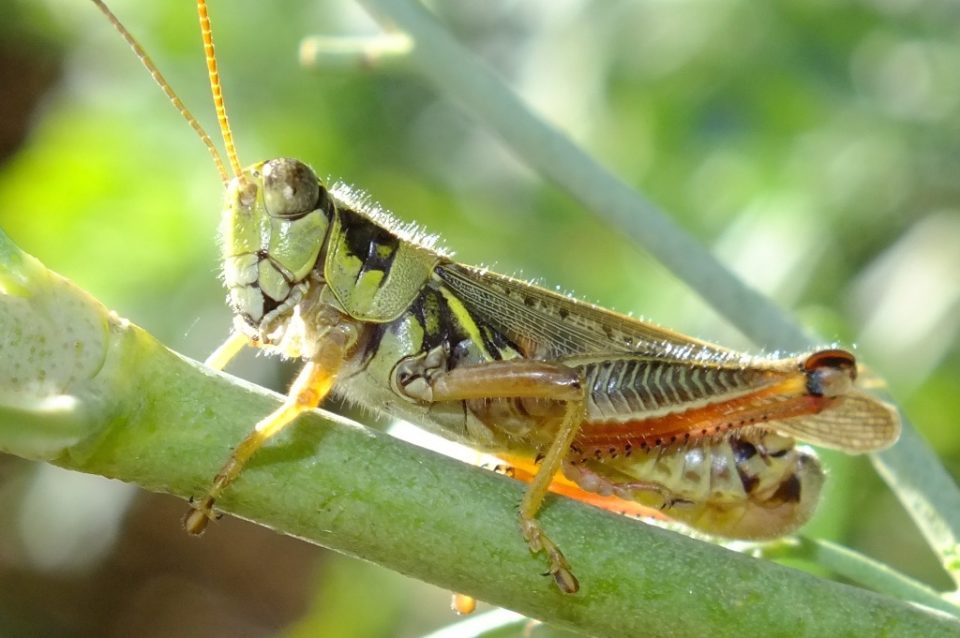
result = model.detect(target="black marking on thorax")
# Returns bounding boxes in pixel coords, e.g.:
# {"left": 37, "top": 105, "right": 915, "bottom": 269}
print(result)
{"left": 338, "top": 207, "right": 401, "bottom": 277}
{"left": 414, "top": 284, "right": 473, "bottom": 368}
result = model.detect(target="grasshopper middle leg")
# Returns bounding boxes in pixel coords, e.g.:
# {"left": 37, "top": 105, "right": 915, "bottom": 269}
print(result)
{"left": 203, "top": 330, "right": 254, "bottom": 371}
{"left": 184, "top": 323, "right": 354, "bottom": 534}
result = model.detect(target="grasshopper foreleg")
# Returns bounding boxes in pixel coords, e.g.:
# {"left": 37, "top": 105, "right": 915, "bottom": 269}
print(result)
{"left": 204, "top": 330, "right": 255, "bottom": 371}
{"left": 185, "top": 323, "right": 355, "bottom": 534}
{"left": 401, "top": 358, "right": 586, "bottom": 593}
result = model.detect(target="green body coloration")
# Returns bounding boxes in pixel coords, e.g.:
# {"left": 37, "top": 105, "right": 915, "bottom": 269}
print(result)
{"left": 217, "top": 157, "right": 899, "bottom": 542}
{"left": 221, "top": 159, "right": 329, "bottom": 338}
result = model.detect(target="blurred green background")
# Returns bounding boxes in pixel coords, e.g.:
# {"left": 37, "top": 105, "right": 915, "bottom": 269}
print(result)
{"left": 1, "top": 0, "right": 958, "bottom": 635}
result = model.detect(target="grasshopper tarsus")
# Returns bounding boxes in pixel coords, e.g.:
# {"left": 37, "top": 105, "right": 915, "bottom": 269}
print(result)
{"left": 451, "top": 593, "right": 478, "bottom": 615}
{"left": 552, "top": 569, "right": 580, "bottom": 596}
{"left": 522, "top": 516, "right": 579, "bottom": 594}
{"left": 534, "top": 535, "right": 579, "bottom": 594}
{"left": 183, "top": 496, "right": 215, "bottom": 535}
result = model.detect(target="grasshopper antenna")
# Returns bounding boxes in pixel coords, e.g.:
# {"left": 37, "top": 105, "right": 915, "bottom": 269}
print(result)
{"left": 196, "top": 0, "right": 243, "bottom": 179}
{"left": 90, "top": 0, "right": 231, "bottom": 185}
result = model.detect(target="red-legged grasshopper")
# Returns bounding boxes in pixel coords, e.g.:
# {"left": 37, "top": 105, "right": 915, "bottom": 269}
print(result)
{"left": 92, "top": 0, "right": 900, "bottom": 594}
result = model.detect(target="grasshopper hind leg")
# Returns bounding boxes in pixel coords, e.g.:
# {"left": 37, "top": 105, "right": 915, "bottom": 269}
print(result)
{"left": 517, "top": 397, "right": 585, "bottom": 593}
{"left": 397, "top": 357, "right": 587, "bottom": 593}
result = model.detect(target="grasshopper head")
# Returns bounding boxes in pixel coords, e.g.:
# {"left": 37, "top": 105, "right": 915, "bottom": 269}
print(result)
{"left": 220, "top": 158, "right": 334, "bottom": 341}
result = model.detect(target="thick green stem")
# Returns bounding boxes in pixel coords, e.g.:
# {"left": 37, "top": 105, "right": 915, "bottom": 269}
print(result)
{"left": 2, "top": 232, "right": 959, "bottom": 636}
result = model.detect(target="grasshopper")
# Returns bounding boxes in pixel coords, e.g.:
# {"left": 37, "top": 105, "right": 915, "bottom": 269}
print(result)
{"left": 93, "top": 0, "right": 900, "bottom": 594}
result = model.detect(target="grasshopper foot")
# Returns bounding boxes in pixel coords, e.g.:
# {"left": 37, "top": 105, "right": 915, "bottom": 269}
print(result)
{"left": 183, "top": 496, "right": 216, "bottom": 535}
{"left": 521, "top": 518, "right": 579, "bottom": 594}
{"left": 451, "top": 593, "right": 477, "bottom": 615}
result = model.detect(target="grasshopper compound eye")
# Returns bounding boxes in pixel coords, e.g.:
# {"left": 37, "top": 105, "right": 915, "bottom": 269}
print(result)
{"left": 263, "top": 158, "right": 321, "bottom": 219}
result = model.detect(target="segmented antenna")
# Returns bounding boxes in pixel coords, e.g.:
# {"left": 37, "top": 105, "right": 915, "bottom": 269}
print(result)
{"left": 90, "top": 0, "right": 230, "bottom": 185}
{"left": 196, "top": 0, "right": 243, "bottom": 179}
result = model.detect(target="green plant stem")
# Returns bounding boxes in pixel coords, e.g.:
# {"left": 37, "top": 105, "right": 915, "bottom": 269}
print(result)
{"left": 765, "top": 537, "right": 960, "bottom": 617}
{"left": 354, "top": 0, "right": 960, "bottom": 586}
{"left": 1, "top": 231, "right": 958, "bottom": 638}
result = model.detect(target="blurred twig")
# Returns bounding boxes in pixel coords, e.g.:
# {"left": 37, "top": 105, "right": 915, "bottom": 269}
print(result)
{"left": 764, "top": 536, "right": 960, "bottom": 617}
{"left": 299, "top": 32, "right": 412, "bottom": 70}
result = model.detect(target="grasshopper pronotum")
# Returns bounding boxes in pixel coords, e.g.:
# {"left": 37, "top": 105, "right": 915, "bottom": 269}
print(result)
{"left": 92, "top": 0, "right": 900, "bottom": 594}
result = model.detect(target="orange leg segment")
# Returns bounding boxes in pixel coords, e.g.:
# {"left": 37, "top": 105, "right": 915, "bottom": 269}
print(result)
{"left": 204, "top": 330, "right": 254, "bottom": 371}
{"left": 185, "top": 325, "right": 352, "bottom": 534}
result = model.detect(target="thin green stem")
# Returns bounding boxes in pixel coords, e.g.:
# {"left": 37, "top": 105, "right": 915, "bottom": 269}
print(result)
{"left": 763, "top": 537, "right": 960, "bottom": 617}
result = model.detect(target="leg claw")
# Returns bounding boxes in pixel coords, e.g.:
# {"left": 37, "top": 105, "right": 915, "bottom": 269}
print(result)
{"left": 522, "top": 519, "right": 579, "bottom": 594}
{"left": 551, "top": 566, "right": 580, "bottom": 594}
{"left": 183, "top": 496, "right": 216, "bottom": 536}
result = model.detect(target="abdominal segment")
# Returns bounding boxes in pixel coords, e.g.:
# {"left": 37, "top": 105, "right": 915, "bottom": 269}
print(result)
{"left": 459, "top": 369, "right": 826, "bottom": 538}
{"left": 563, "top": 432, "right": 824, "bottom": 540}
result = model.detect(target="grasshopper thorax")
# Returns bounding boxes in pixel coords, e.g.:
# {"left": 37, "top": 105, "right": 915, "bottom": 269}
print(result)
{"left": 220, "top": 158, "right": 335, "bottom": 342}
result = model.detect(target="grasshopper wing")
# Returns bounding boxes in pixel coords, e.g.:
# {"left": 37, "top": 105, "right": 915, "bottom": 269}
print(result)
{"left": 435, "top": 263, "right": 734, "bottom": 360}
{"left": 776, "top": 392, "right": 901, "bottom": 452}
